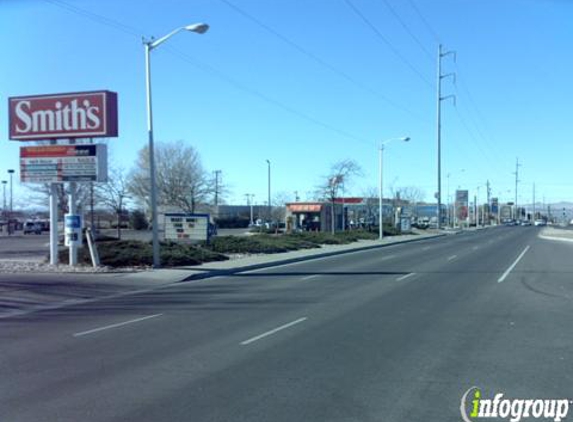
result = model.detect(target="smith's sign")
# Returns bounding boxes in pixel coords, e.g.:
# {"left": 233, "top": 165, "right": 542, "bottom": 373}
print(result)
{"left": 8, "top": 91, "right": 118, "bottom": 140}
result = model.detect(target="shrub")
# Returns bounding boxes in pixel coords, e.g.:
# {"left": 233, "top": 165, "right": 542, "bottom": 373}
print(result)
{"left": 57, "top": 240, "right": 228, "bottom": 267}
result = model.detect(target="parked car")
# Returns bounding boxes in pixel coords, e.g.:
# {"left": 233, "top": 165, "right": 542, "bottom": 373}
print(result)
{"left": 534, "top": 220, "right": 546, "bottom": 226}
{"left": 23, "top": 221, "right": 43, "bottom": 235}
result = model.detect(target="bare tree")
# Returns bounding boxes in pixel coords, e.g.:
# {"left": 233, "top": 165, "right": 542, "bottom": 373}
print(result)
{"left": 97, "top": 167, "right": 130, "bottom": 239}
{"left": 25, "top": 183, "right": 93, "bottom": 218}
{"left": 361, "top": 186, "right": 379, "bottom": 229}
{"left": 128, "top": 142, "right": 213, "bottom": 215}
{"left": 317, "top": 159, "right": 362, "bottom": 233}
{"left": 271, "top": 191, "right": 293, "bottom": 227}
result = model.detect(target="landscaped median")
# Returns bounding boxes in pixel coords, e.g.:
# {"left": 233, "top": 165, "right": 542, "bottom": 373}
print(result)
{"left": 58, "top": 230, "right": 392, "bottom": 268}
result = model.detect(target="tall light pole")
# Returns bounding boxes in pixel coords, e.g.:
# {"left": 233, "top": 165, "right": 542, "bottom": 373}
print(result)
{"left": 266, "top": 159, "right": 271, "bottom": 222}
{"left": 513, "top": 157, "right": 521, "bottom": 220}
{"left": 245, "top": 193, "right": 255, "bottom": 225}
{"left": 7, "top": 169, "right": 14, "bottom": 215}
{"left": 436, "top": 44, "right": 456, "bottom": 230}
{"left": 144, "top": 22, "right": 209, "bottom": 268}
{"left": 1, "top": 181, "right": 6, "bottom": 217}
{"left": 379, "top": 137, "right": 410, "bottom": 240}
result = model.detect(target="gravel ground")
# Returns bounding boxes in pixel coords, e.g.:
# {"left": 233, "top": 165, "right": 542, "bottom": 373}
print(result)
{"left": 0, "top": 261, "right": 147, "bottom": 274}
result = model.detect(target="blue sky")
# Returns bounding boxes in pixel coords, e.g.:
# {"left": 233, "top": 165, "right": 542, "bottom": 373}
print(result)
{"left": 1, "top": 0, "right": 572, "bottom": 208}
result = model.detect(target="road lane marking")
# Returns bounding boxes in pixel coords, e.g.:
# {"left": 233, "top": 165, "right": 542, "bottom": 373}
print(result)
{"left": 422, "top": 246, "right": 431, "bottom": 251}
{"left": 447, "top": 255, "right": 457, "bottom": 261}
{"left": 381, "top": 255, "right": 396, "bottom": 261}
{"left": 472, "top": 246, "right": 479, "bottom": 251}
{"left": 240, "top": 317, "right": 307, "bottom": 345}
{"left": 73, "top": 314, "right": 163, "bottom": 337}
{"left": 396, "top": 272, "right": 416, "bottom": 281}
{"left": 301, "top": 275, "right": 319, "bottom": 281}
{"left": 498, "top": 245, "right": 530, "bottom": 283}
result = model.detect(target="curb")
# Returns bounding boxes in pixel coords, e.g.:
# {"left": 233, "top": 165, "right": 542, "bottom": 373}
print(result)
{"left": 538, "top": 234, "right": 573, "bottom": 243}
{"left": 180, "top": 233, "right": 447, "bottom": 282}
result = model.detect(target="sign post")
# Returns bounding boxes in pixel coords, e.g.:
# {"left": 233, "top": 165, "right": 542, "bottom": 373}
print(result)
{"left": 164, "top": 213, "right": 211, "bottom": 242}
{"left": 9, "top": 90, "right": 118, "bottom": 266}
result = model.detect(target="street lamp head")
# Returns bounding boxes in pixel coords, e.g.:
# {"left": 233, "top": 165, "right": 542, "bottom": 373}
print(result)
{"left": 185, "top": 23, "right": 209, "bottom": 34}
{"left": 1, "top": 180, "right": 6, "bottom": 184}
{"left": 402, "top": 137, "right": 411, "bottom": 142}
{"left": 7, "top": 169, "right": 15, "bottom": 174}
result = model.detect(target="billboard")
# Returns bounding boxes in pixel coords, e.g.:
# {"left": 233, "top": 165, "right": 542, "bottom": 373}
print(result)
{"left": 455, "top": 190, "right": 469, "bottom": 221}
{"left": 164, "top": 213, "right": 210, "bottom": 242}
{"left": 20, "top": 144, "right": 108, "bottom": 183}
{"left": 9, "top": 91, "right": 118, "bottom": 140}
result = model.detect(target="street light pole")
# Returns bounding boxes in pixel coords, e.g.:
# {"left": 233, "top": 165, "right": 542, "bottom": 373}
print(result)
{"left": 8, "top": 169, "right": 14, "bottom": 215}
{"left": 1, "top": 180, "right": 6, "bottom": 215}
{"left": 266, "top": 159, "right": 271, "bottom": 222}
{"left": 379, "top": 137, "right": 410, "bottom": 240}
{"left": 143, "top": 23, "right": 209, "bottom": 269}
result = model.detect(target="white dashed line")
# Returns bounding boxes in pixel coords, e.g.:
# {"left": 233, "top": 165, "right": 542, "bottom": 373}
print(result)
{"left": 73, "top": 314, "right": 163, "bottom": 337}
{"left": 240, "top": 317, "right": 308, "bottom": 345}
{"left": 396, "top": 273, "right": 416, "bottom": 281}
{"left": 498, "top": 246, "right": 530, "bottom": 283}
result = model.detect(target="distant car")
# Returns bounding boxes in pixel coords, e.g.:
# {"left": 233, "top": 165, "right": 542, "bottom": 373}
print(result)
{"left": 520, "top": 220, "right": 532, "bottom": 226}
{"left": 23, "top": 222, "right": 43, "bottom": 234}
{"left": 534, "top": 220, "right": 546, "bottom": 226}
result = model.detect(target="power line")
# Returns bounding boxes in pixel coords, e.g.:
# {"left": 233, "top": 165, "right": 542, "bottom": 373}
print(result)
{"left": 380, "top": 0, "right": 434, "bottom": 61}
{"left": 219, "top": 0, "right": 422, "bottom": 120}
{"left": 43, "top": 0, "right": 374, "bottom": 146}
{"left": 42, "top": 0, "right": 144, "bottom": 38}
{"left": 344, "top": 0, "right": 434, "bottom": 89}
{"left": 406, "top": 0, "right": 442, "bottom": 44}
{"left": 165, "top": 45, "right": 373, "bottom": 146}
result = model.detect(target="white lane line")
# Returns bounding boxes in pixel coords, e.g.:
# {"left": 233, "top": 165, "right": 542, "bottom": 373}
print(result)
{"left": 381, "top": 255, "right": 396, "bottom": 261}
{"left": 498, "top": 245, "right": 530, "bottom": 283}
{"left": 301, "top": 275, "right": 320, "bottom": 281}
{"left": 421, "top": 246, "right": 431, "bottom": 251}
{"left": 472, "top": 246, "right": 479, "bottom": 251}
{"left": 73, "top": 314, "right": 163, "bottom": 337}
{"left": 396, "top": 272, "right": 416, "bottom": 281}
{"left": 447, "top": 255, "right": 457, "bottom": 261}
{"left": 240, "top": 317, "right": 307, "bottom": 346}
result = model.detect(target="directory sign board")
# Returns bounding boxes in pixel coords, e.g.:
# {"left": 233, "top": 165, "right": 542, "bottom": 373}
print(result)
{"left": 455, "top": 190, "right": 469, "bottom": 221}
{"left": 164, "top": 213, "right": 210, "bottom": 242}
{"left": 20, "top": 144, "right": 108, "bottom": 183}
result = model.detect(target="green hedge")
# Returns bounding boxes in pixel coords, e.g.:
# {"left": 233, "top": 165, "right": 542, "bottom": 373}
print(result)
{"left": 57, "top": 240, "right": 228, "bottom": 267}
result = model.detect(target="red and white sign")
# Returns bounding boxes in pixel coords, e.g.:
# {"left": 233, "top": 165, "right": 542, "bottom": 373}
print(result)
{"left": 8, "top": 91, "right": 118, "bottom": 140}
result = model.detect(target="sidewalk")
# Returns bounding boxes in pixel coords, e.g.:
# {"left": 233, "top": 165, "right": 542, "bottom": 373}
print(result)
{"left": 538, "top": 226, "right": 573, "bottom": 242}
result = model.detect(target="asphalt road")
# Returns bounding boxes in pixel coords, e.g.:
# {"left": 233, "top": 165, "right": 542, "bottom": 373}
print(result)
{"left": 2, "top": 226, "right": 572, "bottom": 421}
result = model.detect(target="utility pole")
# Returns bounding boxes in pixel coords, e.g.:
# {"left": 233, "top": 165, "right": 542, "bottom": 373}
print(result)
{"left": 214, "top": 170, "right": 222, "bottom": 208}
{"left": 436, "top": 44, "right": 456, "bottom": 230}
{"left": 513, "top": 157, "right": 521, "bottom": 220}
{"left": 266, "top": 160, "right": 271, "bottom": 222}
{"left": 532, "top": 183, "right": 536, "bottom": 221}
{"left": 486, "top": 180, "right": 491, "bottom": 225}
